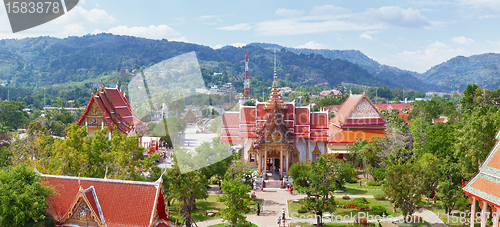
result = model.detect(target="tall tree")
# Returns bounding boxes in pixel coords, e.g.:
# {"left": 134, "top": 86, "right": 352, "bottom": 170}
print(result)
{"left": 217, "top": 160, "right": 252, "bottom": 227}
{"left": 170, "top": 162, "right": 208, "bottom": 227}
{"left": 0, "top": 101, "right": 29, "bottom": 131}
{"left": 384, "top": 157, "right": 425, "bottom": 222}
{"left": 289, "top": 157, "right": 337, "bottom": 227}
{"left": 0, "top": 165, "right": 55, "bottom": 227}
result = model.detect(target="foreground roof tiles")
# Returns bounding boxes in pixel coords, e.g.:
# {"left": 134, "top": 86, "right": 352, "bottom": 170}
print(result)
{"left": 464, "top": 137, "right": 500, "bottom": 207}
{"left": 42, "top": 174, "right": 173, "bottom": 227}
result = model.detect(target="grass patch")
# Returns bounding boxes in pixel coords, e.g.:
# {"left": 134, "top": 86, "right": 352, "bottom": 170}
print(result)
{"left": 288, "top": 198, "right": 402, "bottom": 221}
{"left": 396, "top": 220, "right": 431, "bottom": 227}
{"left": 168, "top": 195, "right": 262, "bottom": 224}
{"left": 290, "top": 222, "right": 354, "bottom": 227}
{"left": 208, "top": 223, "right": 259, "bottom": 227}
{"left": 332, "top": 182, "right": 385, "bottom": 196}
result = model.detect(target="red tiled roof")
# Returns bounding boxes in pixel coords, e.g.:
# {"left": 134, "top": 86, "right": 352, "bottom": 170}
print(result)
{"left": 376, "top": 103, "right": 413, "bottom": 111}
{"left": 328, "top": 129, "right": 385, "bottom": 143}
{"left": 295, "top": 108, "right": 309, "bottom": 125}
{"left": 284, "top": 104, "right": 294, "bottom": 120}
{"left": 331, "top": 95, "right": 364, "bottom": 126}
{"left": 42, "top": 174, "right": 169, "bottom": 227}
{"left": 241, "top": 107, "right": 256, "bottom": 124}
{"left": 78, "top": 87, "right": 147, "bottom": 134}
{"left": 310, "top": 113, "right": 328, "bottom": 129}
{"left": 327, "top": 103, "right": 412, "bottom": 114}
{"left": 256, "top": 103, "right": 266, "bottom": 120}
{"left": 221, "top": 112, "right": 240, "bottom": 128}
{"left": 397, "top": 114, "right": 410, "bottom": 124}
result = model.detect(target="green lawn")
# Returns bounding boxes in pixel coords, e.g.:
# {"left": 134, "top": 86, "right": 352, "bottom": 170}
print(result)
{"left": 208, "top": 223, "right": 259, "bottom": 227}
{"left": 167, "top": 195, "right": 262, "bottom": 224}
{"left": 288, "top": 197, "right": 402, "bottom": 223}
{"left": 331, "top": 182, "right": 385, "bottom": 196}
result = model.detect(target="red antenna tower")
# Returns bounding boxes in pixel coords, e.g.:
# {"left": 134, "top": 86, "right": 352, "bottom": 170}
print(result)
{"left": 244, "top": 52, "right": 250, "bottom": 97}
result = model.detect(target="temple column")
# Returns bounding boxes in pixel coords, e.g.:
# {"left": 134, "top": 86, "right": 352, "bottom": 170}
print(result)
{"left": 286, "top": 152, "right": 289, "bottom": 175}
{"left": 481, "top": 200, "right": 487, "bottom": 227}
{"left": 306, "top": 141, "right": 309, "bottom": 161}
{"left": 493, "top": 207, "right": 499, "bottom": 227}
{"left": 280, "top": 148, "right": 283, "bottom": 177}
{"left": 471, "top": 197, "right": 476, "bottom": 227}
{"left": 257, "top": 150, "right": 261, "bottom": 174}
{"left": 264, "top": 148, "right": 267, "bottom": 175}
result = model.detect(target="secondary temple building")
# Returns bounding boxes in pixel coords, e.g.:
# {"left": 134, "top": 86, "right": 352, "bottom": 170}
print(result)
{"left": 42, "top": 173, "right": 174, "bottom": 227}
{"left": 463, "top": 129, "right": 500, "bottom": 227}
{"left": 221, "top": 60, "right": 386, "bottom": 177}
{"left": 77, "top": 84, "right": 147, "bottom": 136}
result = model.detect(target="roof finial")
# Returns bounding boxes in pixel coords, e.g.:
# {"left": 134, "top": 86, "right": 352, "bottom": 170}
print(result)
{"left": 274, "top": 48, "right": 277, "bottom": 81}
{"left": 101, "top": 78, "right": 105, "bottom": 90}
{"left": 90, "top": 86, "right": 94, "bottom": 96}
{"left": 78, "top": 173, "right": 83, "bottom": 191}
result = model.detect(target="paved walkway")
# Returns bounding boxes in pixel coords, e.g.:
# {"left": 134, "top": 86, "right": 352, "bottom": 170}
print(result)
{"left": 197, "top": 189, "right": 446, "bottom": 227}
{"left": 198, "top": 189, "right": 305, "bottom": 227}
{"left": 414, "top": 208, "right": 448, "bottom": 227}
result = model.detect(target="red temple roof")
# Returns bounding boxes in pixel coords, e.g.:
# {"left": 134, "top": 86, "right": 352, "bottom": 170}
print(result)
{"left": 463, "top": 130, "right": 500, "bottom": 207}
{"left": 328, "top": 95, "right": 386, "bottom": 144}
{"left": 78, "top": 86, "right": 147, "bottom": 135}
{"left": 42, "top": 174, "right": 172, "bottom": 227}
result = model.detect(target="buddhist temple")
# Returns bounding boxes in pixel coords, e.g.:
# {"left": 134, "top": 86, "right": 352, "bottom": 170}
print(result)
{"left": 42, "top": 174, "right": 174, "bottom": 227}
{"left": 463, "top": 129, "right": 500, "bottom": 227}
{"left": 77, "top": 84, "right": 147, "bottom": 136}
{"left": 328, "top": 94, "right": 386, "bottom": 158}
{"left": 221, "top": 50, "right": 329, "bottom": 177}
{"left": 182, "top": 107, "right": 198, "bottom": 123}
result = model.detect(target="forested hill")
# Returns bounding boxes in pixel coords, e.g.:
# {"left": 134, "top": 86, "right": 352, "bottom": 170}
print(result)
{"left": 248, "top": 43, "right": 439, "bottom": 91}
{"left": 0, "top": 33, "right": 434, "bottom": 91}
{"left": 419, "top": 53, "right": 500, "bottom": 91}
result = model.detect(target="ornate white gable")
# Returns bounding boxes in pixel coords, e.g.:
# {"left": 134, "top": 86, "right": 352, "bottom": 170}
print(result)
{"left": 349, "top": 99, "right": 381, "bottom": 119}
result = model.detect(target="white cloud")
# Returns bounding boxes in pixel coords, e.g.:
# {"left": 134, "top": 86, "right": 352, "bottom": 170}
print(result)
{"left": 295, "top": 41, "right": 327, "bottom": 49}
{"left": 381, "top": 41, "right": 469, "bottom": 73}
{"left": 359, "top": 31, "right": 379, "bottom": 40}
{"left": 197, "top": 15, "right": 223, "bottom": 26}
{"left": 62, "top": 23, "right": 86, "bottom": 36}
{"left": 173, "top": 17, "right": 186, "bottom": 26}
{"left": 458, "top": 0, "right": 500, "bottom": 17}
{"left": 100, "top": 25, "right": 181, "bottom": 39}
{"left": 229, "top": 42, "right": 246, "bottom": 47}
{"left": 217, "top": 23, "right": 252, "bottom": 31}
{"left": 255, "top": 19, "right": 381, "bottom": 36}
{"left": 53, "top": 6, "right": 116, "bottom": 24}
{"left": 451, "top": 36, "right": 475, "bottom": 44}
{"left": 359, "top": 33, "right": 373, "bottom": 40}
{"left": 275, "top": 8, "right": 305, "bottom": 17}
{"left": 213, "top": 43, "right": 247, "bottom": 49}
{"left": 253, "top": 5, "right": 432, "bottom": 36}
{"left": 169, "top": 36, "right": 188, "bottom": 42}
{"left": 363, "top": 6, "right": 430, "bottom": 28}
{"left": 487, "top": 40, "right": 500, "bottom": 46}
{"left": 309, "top": 5, "right": 351, "bottom": 16}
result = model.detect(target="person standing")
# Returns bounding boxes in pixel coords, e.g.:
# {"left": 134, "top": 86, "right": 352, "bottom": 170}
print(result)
{"left": 282, "top": 208, "right": 286, "bottom": 221}
{"left": 257, "top": 203, "right": 260, "bottom": 216}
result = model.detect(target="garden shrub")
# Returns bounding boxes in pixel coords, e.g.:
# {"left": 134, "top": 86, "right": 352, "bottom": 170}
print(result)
{"left": 370, "top": 205, "right": 387, "bottom": 216}
{"left": 347, "top": 177, "right": 359, "bottom": 183}
{"left": 373, "top": 195, "right": 386, "bottom": 200}
{"left": 366, "top": 180, "right": 381, "bottom": 186}
{"left": 373, "top": 168, "right": 386, "bottom": 182}
{"left": 298, "top": 206, "right": 308, "bottom": 213}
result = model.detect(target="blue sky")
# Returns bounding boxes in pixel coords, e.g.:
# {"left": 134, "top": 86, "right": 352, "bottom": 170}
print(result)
{"left": 1, "top": 0, "right": 500, "bottom": 73}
